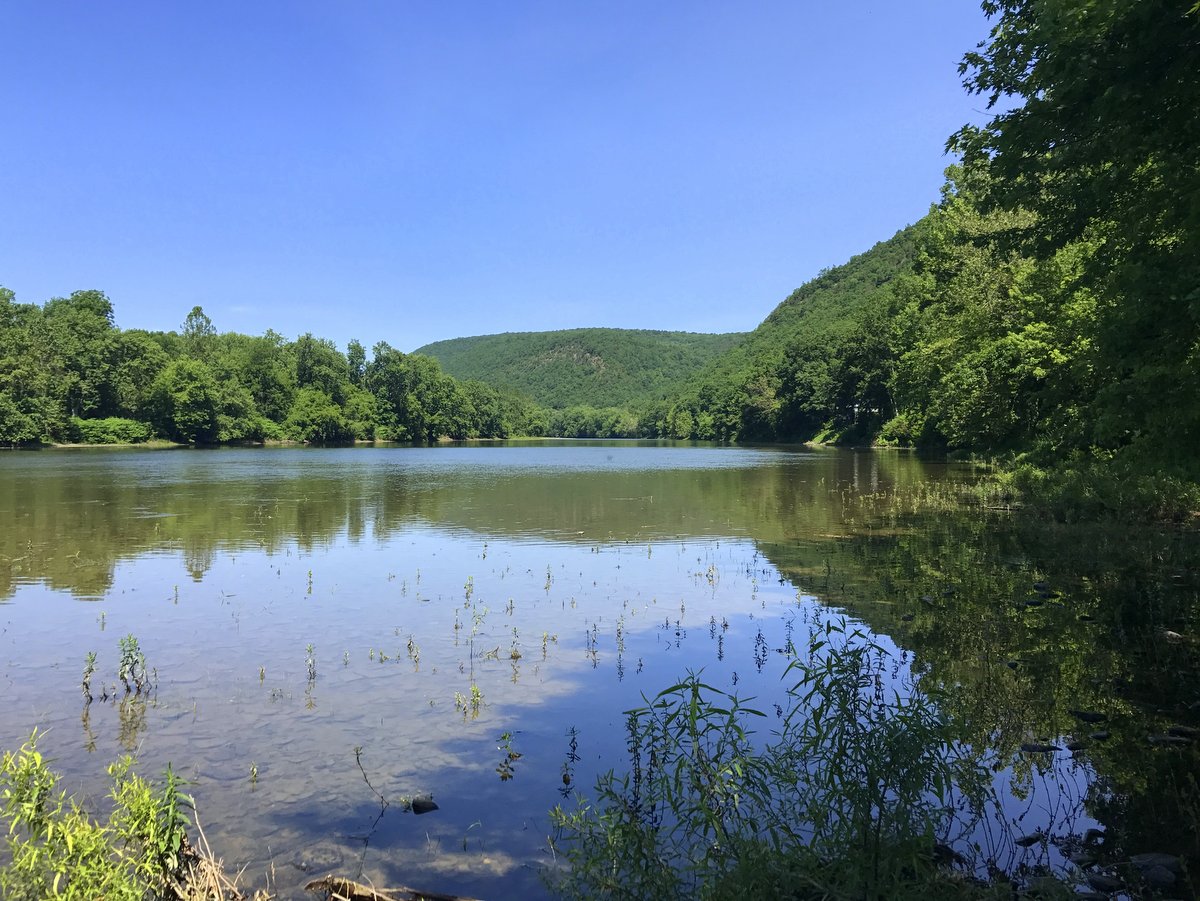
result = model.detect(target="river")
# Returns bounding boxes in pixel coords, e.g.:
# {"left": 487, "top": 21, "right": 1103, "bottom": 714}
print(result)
{"left": 1, "top": 442, "right": 1196, "bottom": 898}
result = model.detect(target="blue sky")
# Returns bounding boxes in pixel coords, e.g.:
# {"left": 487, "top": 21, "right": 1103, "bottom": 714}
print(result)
{"left": 1, "top": 2, "right": 994, "bottom": 352}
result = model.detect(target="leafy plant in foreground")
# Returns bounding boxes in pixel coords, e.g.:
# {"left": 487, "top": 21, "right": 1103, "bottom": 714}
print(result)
{"left": 548, "top": 618, "right": 992, "bottom": 900}
{"left": 0, "top": 731, "right": 193, "bottom": 900}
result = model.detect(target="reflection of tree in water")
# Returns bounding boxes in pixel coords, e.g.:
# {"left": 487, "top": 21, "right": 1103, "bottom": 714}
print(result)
{"left": 80, "top": 705, "right": 96, "bottom": 754}
{"left": 0, "top": 448, "right": 955, "bottom": 600}
{"left": 183, "top": 542, "right": 214, "bottom": 582}
{"left": 117, "top": 696, "right": 148, "bottom": 751}
{"left": 758, "top": 503, "right": 1200, "bottom": 885}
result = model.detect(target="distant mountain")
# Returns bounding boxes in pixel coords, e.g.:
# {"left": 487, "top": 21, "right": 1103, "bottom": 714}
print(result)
{"left": 414, "top": 328, "right": 746, "bottom": 409}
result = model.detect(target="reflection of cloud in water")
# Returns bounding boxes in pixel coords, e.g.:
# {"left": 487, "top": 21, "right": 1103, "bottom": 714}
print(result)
{"left": 0, "top": 526, "right": 822, "bottom": 900}
{"left": 14, "top": 446, "right": 1103, "bottom": 900}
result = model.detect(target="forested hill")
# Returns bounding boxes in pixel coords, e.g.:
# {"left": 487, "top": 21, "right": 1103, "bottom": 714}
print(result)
{"left": 657, "top": 225, "right": 920, "bottom": 442}
{"left": 414, "top": 328, "right": 745, "bottom": 409}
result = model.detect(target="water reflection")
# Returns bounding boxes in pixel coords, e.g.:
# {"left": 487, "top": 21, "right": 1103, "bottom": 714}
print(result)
{"left": 0, "top": 443, "right": 1196, "bottom": 898}
{"left": 0, "top": 443, "right": 959, "bottom": 600}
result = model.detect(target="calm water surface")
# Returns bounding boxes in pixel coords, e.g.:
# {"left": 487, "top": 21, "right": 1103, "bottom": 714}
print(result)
{"left": 1, "top": 443, "right": 1197, "bottom": 898}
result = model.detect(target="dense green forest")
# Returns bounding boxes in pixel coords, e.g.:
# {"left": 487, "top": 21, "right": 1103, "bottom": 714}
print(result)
{"left": 0, "top": 297, "right": 550, "bottom": 445}
{"left": 653, "top": 0, "right": 1200, "bottom": 515}
{"left": 2, "top": 0, "right": 1197, "bottom": 514}
{"left": 415, "top": 328, "right": 744, "bottom": 409}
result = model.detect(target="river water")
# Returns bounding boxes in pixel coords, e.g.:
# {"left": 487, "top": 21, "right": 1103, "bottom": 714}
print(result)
{"left": 1, "top": 442, "right": 1196, "bottom": 898}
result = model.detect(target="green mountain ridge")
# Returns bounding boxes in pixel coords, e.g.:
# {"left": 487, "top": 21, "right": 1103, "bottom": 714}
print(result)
{"left": 655, "top": 224, "right": 921, "bottom": 441}
{"left": 414, "top": 327, "right": 746, "bottom": 410}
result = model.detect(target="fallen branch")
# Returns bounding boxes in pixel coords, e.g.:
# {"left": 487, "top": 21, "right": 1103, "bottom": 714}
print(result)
{"left": 304, "top": 875, "right": 483, "bottom": 901}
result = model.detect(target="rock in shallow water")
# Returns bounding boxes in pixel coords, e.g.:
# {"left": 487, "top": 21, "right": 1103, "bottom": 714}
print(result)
{"left": 290, "top": 843, "right": 344, "bottom": 874}
{"left": 410, "top": 793, "right": 439, "bottom": 815}
{"left": 1085, "top": 873, "right": 1123, "bottom": 893}
{"left": 1142, "top": 865, "right": 1176, "bottom": 889}
{"left": 1020, "top": 742, "right": 1060, "bottom": 753}
{"left": 1148, "top": 733, "right": 1191, "bottom": 747}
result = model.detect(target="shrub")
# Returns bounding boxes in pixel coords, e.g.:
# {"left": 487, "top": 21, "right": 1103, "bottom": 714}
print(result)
{"left": 0, "top": 731, "right": 192, "bottom": 899}
{"left": 69, "top": 417, "right": 153, "bottom": 444}
{"left": 548, "top": 619, "right": 994, "bottom": 900}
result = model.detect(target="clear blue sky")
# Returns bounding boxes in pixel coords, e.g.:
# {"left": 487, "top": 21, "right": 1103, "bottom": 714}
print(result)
{"left": 0, "top": 2, "right": 994, "bottom": 352}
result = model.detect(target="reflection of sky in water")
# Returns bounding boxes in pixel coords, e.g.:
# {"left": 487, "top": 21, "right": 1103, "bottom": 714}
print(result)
{"left": 2, "top": 524, "right": 829, "bottom": 899}
{"left": 0, "top": 446, "right": 1110, "bottom": 898}
{"left": 16, "top": 441, "right": 816, "bottom": 483}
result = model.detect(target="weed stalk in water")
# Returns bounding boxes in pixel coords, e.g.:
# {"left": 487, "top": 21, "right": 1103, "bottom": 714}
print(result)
{"left": 118, "top": 635, "right": 149, "bottom": 695}
{"left": 82, "top": 651, "right": 97, "bottom": 704}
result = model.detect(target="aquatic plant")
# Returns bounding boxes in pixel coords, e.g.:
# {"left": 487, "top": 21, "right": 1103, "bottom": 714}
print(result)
{"left": 496, "top": 732, "right": 522, "bottom": 781}
{"left": 82, "top": 651, "right": 97, "bottom": 703}
{"left": 117, "top": 635, "right": 149, "bottom": 695}
{"left": 548, "top": 619, "right": 992, "bottom": 900}
{"left": 305, "top": 643, "right": 317, "bottom": 682}
{"left": 406, "top": 636, "right": 420, "bottom": 670}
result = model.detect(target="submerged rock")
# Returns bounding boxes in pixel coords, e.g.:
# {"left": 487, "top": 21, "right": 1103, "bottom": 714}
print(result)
{"left": 1020, "top": 742, "right": 1060, "bottom": 753}
{"left": 1142, "top": 865, "right": 1177, "bottom": 889}
{"left": 1148, "top": 733, "right": 1191, "bottom": 747}
{"left": 1130, "top": 852, "right": 1181, "bottom": 873}
{"left": 1085, "top": 873, "right": 1123, "bottom": 893}
{"left": 291, "top": 844, "right": 345, "bottom": 874}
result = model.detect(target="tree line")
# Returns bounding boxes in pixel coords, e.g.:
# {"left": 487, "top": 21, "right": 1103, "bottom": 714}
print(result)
{"left": 3, "top": 0, "right": 1197, "bottom": 512}
{"left": 0, "top": 295, "right": 554, "bottom": 445}
{"left": 654, "top": 0, "right": 1200, "bottom": 512}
